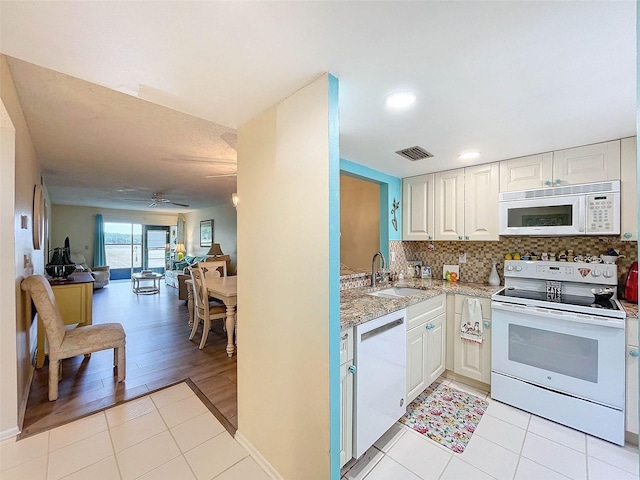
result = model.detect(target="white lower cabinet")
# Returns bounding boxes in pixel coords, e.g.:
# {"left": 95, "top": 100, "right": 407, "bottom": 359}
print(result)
{"left": 453, "top": 295, "right": 492, "bottom": 385}
{"left": 340, "top": 328, "right": 354, "bottom": 468}
{"left": 626, "top": 317, "right": 638, "bottom": 437}
{"left": 406, "top": 295, "right": 447, "bottom": 403}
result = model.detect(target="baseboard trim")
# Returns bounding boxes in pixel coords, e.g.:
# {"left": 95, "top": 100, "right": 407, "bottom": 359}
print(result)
{"left": 235, "top": 430, "right": 283, "bottom": 480}
{"left": 0, "top": 426, "right": 20, "bottom": 442}
{"left": 17, "top": 351, "right": 37, "bottom": 432}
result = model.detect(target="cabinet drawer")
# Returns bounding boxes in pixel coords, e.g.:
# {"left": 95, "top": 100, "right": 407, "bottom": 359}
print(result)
{"left": 627, "top": 317, "right": 638, "bottom": 348}
{"left": 454, "top": 295, "right": 491, "bottom": 319}
{"left": 407, "top": 294, "right": 446, "bottom": 330}
{"left": 340, "top": 328, "right": 353, "bottom": 365}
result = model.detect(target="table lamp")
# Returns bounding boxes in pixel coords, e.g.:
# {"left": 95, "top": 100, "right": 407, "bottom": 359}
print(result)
{"left": 206, "top": 243, "right": 224, "bottom": 257}
{"left": 175, "top": 243, "right": 186, "bottom": 260}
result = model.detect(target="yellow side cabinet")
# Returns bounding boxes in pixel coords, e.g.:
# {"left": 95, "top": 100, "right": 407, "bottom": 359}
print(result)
{"left": 36, "top": 273, "right": 94, "bottom": 368}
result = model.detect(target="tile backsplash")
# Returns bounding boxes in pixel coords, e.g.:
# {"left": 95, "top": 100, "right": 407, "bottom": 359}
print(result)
{"left": 389, "top": 237, "right": 638, "bottom": 290}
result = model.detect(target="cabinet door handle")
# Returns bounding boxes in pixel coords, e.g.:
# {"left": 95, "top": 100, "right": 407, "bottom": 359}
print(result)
{"left": 458, "top": 235, "right": 462, "bottom": 240}
{"left": 484, "top": 321, "right": 490, "bottom": 328}
{"left": 554, "top": 179, "right": 562, "bottom": 185}
{"left": 630, "top": 350, "right": 639, "bottom": 358}
{"left": 544, "top": 180, "right": 551, "bottom": 187}
{"left": 426, "top": 323, "right": 435, "bottom": 330}
{"left": 348, "top": 365, "right": 357, "bottom": 374}
{"left": 341, "top": 333, "right": 348, "bottom": 340}
{"left": 465, "top": 236, "right": 469, "bottom": 240}
{"left": 624, "top": 232, "right": 632, "bottom": 239}
{"left": 428, "top": 235, "right": 432, "bottom": 240}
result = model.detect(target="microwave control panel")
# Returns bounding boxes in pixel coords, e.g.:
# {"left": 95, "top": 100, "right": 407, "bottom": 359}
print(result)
{"left": 586, "top": 192, "right": 620, "bottom": 234}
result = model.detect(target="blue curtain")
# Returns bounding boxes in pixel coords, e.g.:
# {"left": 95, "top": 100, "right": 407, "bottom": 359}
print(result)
{"left": 177, "top": 214, "right": 185, "bottom": 245}
{"left": 94, "top": 214, "right": 107, "bottom": 267}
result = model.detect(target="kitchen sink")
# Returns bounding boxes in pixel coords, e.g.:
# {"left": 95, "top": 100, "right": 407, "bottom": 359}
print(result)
{"left": 366, "top": 287, "right": 425, "bottom": 298}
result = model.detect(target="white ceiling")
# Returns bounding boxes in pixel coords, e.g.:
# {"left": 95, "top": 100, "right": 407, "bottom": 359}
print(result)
{"left": 0, "top": 1, "right": 636, "bottom": 211}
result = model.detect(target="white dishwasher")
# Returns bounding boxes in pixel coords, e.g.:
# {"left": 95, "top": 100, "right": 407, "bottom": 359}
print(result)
{"left": 353, "top": 309, "right": 407, "bottom": 458}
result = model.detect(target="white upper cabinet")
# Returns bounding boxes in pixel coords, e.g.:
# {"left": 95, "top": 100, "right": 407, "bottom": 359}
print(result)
{"left": 500, "top": 140, "right": 621, "bottom": 192}
{"left": 552, "top": 140, "right": 621, "bottom": 186}
{"left": 500, "top": 152, "right": 553, "bottom": 192}
{"left": 464, "top": 163, "right": 500, "bottom": 241}
{"left": 402, "top": 174, "right": 435, "bottom": 241}
{"left": 433, "top": 164, "right": 500, "bottom": 241}
{"left": 620, "top": 136, "right": 637, "bottom": 241}
{"left": 434, "top": 169, "right": 465, "bottom": 241}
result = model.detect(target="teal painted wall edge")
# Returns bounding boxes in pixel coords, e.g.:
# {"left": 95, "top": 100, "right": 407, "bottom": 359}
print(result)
{"left": 328, "top": 74, "right": 341, "bottom": 480}
{"left": 340, "top": 158, "right": 402, "bottom": 263}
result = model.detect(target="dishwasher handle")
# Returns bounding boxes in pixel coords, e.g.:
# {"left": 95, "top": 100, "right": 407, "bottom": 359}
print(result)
{"left": 361, "top": 318, "right": 404, "bottom": 341}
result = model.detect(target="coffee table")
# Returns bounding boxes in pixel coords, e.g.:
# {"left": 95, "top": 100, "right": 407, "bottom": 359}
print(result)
{"left": 132, "top": 272, "right": 163, "bottom": 295}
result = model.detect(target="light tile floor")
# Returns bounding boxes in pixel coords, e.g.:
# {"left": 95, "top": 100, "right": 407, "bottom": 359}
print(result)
{"left": 0, "top": 383, "right": 272, "bottom": 480}
{"left": 342, "top": 377, "right": 640, "bottom": 480}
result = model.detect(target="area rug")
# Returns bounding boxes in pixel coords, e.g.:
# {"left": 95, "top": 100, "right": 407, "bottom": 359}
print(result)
{"left": 399, "top": 382, "right": 488, "bottom": 453}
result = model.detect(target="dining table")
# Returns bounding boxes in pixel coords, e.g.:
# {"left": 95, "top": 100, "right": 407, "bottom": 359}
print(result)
{"left": 185, "top": 275, "right": 238, "bottom": 357}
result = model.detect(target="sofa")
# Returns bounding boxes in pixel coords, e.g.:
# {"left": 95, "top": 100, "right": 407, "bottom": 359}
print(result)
{"left": 70, "top": 253, "right": 110, "bottom": 289}
{"left": 165, "top": 255, "right": 232, "bottom": 300}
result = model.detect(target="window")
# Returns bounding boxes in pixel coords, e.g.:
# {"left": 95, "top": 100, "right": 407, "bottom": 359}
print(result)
{"left": 104, "top": 223, "right": 142, "bottom": 279}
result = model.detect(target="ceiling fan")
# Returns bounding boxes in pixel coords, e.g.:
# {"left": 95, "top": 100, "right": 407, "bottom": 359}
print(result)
{"left": 122, "top": 192, "right": 189, "bottom": 208}
{"left": 204, "top": 172, "right": 237, "bottom": 178}
{"left": 148, "top": 193, "right": 189, "bottom": 207}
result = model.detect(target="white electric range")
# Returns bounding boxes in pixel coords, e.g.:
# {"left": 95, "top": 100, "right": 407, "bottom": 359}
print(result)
{"left": 491, "top": 260, "right": 626, "bottom": 445}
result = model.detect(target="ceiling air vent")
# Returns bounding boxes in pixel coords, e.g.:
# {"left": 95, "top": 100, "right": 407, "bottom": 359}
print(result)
{"left": 395, "top": 146, "right": 434, "bottom": 161}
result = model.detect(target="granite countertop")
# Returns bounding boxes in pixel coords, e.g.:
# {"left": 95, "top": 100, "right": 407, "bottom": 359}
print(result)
{"left": 340, "top": 279, "right": 503, "bottom": 329}
{"left": 620, "top": 299, "right": 638, "bottom": 319}
{"left": 340, "top": 279, "right": 640, "bottom": 327}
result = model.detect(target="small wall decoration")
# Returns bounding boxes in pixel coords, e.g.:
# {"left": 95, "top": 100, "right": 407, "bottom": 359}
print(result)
{"left": 200, "top": 219, "right": 214, "bottom": 247}
{"left": 391, "top": 198, "right": 400, "bottom": 232}
{"left": 32, "top": 184, "right": 44, "bottom": 250}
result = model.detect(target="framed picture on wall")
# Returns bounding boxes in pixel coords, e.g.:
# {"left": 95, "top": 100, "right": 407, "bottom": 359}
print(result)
{"left": 200, "top": 219, "right": 214, "bottom": 247}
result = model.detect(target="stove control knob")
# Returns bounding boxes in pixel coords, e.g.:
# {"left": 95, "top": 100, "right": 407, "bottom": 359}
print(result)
{"left": 603, "top": 270, "right": 613, "bottom": 278}
{"left": 515, "top": 265, "right": 523, "bottom": 272}
{"left": 591, "top": 270, "right": 601, "bottom": 277}
{"left": 506, "top": 265, "right": 514, "bottom": 271}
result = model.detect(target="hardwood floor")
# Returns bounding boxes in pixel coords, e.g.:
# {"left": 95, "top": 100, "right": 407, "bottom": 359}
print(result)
{"left": 21, "top": 279, "right": 238, "bottom": 437}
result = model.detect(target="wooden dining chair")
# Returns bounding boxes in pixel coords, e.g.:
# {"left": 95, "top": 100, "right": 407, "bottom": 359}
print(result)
{"left": 189, "top": 267, "right": 227, "bottom": 349}
{"left": 199, "top": 259, "right": 227, "bottom": 278}
{"left": 21, "top": 275, "right": 126, "bottom": 401}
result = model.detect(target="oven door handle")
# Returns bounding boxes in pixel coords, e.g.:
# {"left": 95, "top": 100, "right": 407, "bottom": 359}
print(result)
{"left": 491, "top": 301, "right": 625, "bottom": 329}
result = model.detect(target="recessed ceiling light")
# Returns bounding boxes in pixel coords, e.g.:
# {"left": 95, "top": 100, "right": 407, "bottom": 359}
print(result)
{"left": 458, "top": 151, "right": 481, "bottom": 160}
{"left": 385, "top": 92, "right": 416, "bottom": 109}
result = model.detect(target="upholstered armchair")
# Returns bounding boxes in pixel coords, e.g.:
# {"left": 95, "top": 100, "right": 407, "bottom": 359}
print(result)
{"left": 21, "top": 275, "right": 125, "bottom": 400}
{"left": 70, "top": 253, "right": 110, "bottom": 289}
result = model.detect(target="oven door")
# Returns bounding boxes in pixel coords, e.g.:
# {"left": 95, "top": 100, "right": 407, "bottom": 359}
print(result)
{"left": 491, "top": 301, "right": 625, "bottom": 408}
{"left": 499, "top": 195, "right": 585, "bottom": 236}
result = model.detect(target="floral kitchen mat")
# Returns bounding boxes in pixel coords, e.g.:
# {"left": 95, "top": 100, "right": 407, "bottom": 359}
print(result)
{"left": 399, "top": 382, "right": 488, "bottom": 453}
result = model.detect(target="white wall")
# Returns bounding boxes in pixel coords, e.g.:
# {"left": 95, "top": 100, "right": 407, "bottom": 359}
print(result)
{"left": 236, "top": 74, "right": 334, "bottom": 478}
{"left": 0, "top": 55, "right": 45, "bottom": 438}
{"left": 51, "top": 205, "right": 179, "bottom": 266}
{"left": 184, "top": 203, "right": 237, "bottom": 274}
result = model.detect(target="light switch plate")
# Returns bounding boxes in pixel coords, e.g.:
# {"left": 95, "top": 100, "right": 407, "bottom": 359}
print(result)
{"left": 459, "top": 251, "right": 467, "bottom": 263}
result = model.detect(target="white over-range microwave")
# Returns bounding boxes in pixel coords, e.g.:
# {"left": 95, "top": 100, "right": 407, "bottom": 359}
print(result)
{"left": 499, "top": 180, "right": 620, "bottom": 236}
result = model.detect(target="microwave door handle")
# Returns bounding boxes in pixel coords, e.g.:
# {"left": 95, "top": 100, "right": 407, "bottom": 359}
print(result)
{"left": 576, "top": 197, "right": 586, "bottom": 233}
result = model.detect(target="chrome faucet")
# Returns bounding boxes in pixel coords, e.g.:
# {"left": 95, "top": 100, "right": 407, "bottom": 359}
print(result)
{"left": 371, "top": 251, "right": 387, "bottom": 287}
